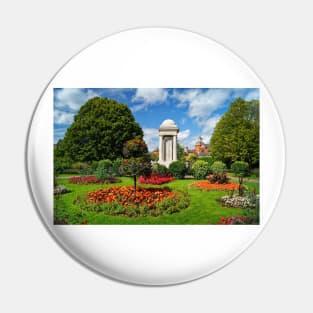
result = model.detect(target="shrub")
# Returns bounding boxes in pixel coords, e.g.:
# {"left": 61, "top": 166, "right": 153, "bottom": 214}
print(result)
{"left": 198, "top": 156, "right": 215, "bottom": 173}
{"left": 71, "top": 162, "right": 89, "bottom": 170}
{"left": 54, "top": 157, "right": 71, "bottom": 175}
{"left": 231, "top": 161, "right": 249, "bottom": 177}
{"left": 71, "top": 162, "right": 92, "bottom": 175}
{"left": 208, "top": 161, "right": 228, "bottom": 183}
{"left": 91, "top": 160, "right": 99, "bottom": 172}
{"left": 95, "top": 159, "right": 118, "bottom": 181}
{"left": 211, "top": 161, "right": 227, "bottom": 174}
{"left": 169, "top": 161, "right": 187, "bottom": 179}
{"left": 113, "top": 158, "right": 122, "bottom": 174}
{"left": 62, "top": 168, "right": 81, "bottom": 174}
{"left": 152, "top": 163, "right": 170, "bottom": 176}
{"left": 191, "top": 160, "right": 210, "bottom": 180}
{"left": 250, "top": 168, "right": 259, "bottom": 178}
{"left": 80, "top": 165, "right": 93, "bottom": 175}
{"left": 231, "top": 161, "right": 249, "bottom": 195}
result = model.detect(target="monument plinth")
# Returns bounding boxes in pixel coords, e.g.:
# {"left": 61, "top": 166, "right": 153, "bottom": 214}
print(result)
{"left": 158, "top": 119, "right": 179, "bottom": 168}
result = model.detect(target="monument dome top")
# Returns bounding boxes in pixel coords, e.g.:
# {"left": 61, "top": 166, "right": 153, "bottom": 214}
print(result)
{"left": 159, "top": 119, "right": 179, "bottom": 130}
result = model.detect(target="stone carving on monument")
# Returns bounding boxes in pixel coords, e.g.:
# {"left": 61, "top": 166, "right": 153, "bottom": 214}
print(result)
{"left": 158, "top": 119, "right": 179, "bottom": 168}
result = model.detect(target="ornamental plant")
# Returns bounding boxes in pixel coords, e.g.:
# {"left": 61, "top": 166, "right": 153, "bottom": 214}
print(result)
{"left": 71, "top": 162, "right": 93, "bottom": 175}
{"left": 211, "top": 161, "right": 227, "bottom": 174}
{"left": 121, "top": 139, "right": 152, "bottom": 196}
{"left": 231, "top": 161, "right": 249, "bottom": 196}
{"left": 169, "top": 161, "right": 187, "bottom": 179}
{"left": 191, "top": 160, "right": 210, "bottom": 180}
{"left": 152, "top": 163, "right": 170, "bottom": 176}
{"left": 198, "top": 156, "right": 215, "bottom": 173}
{"left": 208, "top": 161, "right": 228, "bottom": 184}
{"left": 95, "top": 159, "right": 116, "bottom": 181}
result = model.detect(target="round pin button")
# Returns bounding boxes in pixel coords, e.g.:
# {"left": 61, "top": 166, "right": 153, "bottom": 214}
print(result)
{"left": 26, "top": 28, "right": 285, "bottom": 285}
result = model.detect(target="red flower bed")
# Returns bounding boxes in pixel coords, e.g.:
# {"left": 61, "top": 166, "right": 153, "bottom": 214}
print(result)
{"left": 87, "top": 186, "right": 175, "bottom": 209}
{"left": 139, "top": 174, "right": 175, "bottom": 185}
{"left": 191, "top": 181, "right": 239, "bottom": 191}
{"left": 217, "top": 216, "right": 249, "bottom": 225}
{"left": 69, "top": 176, "right": 119, "bottom": 184}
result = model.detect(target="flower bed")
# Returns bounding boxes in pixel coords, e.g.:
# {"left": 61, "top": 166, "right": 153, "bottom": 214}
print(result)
{"left": 80, "top": 186, "right": 190, "bottom": 217}
{"left": 88, "top": 186, "right": 174, "bottom": 208}
{"left": 138, "top": 174, "right": 174, "bottom": 185}
{"left": 54, "top": 185, "right": 69, "bottom": 196}
{"left": 219, "top": 194, "right": 258, "bottom": 208}
{"left": 69, "top": 175, "right": 120, "bottom": 184}
{"left": 191, "top": 181, "right": 239, "bottom": 191}
{"left": 217, "top": 216, "right": 249, "bottom": 225}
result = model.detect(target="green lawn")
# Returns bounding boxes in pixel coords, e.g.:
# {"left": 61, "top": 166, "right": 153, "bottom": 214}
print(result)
{"left": 54, "top": 177, "right": 259, "bottom": 225}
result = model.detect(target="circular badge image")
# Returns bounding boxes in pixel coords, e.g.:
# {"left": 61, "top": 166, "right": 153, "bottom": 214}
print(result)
{"left": 26, "top": 28, "right": 285, "bottom": 285}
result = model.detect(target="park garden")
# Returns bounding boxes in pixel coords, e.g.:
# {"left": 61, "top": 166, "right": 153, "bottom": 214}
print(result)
{"left": 54, "top": 96, "right": 259, "bottom": 225}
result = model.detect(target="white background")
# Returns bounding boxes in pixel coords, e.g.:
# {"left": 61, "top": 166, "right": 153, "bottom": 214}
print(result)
{"left": 0, "top": 1, "right": 312, "bottom": 312}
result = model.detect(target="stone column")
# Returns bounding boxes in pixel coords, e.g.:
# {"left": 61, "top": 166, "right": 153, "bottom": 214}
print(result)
{"left": 159, "top": 135, "right": 163, "bottom": 161}
{"left": 173, "top": 135, "right": 177, "bottom": 161}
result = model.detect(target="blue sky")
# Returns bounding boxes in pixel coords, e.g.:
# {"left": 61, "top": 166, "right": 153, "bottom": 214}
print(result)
{"left": 54, "top": 88, "right": 259, "bottom": 151}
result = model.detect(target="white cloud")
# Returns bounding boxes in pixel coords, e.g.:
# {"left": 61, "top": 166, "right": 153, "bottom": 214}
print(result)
{"left": 178, "top": 129, "right": 190, "bottom": 141}
{"left": 133, "top": 88, "right": 168, "bottom": 103}
{"left": 55, "top": 88, "right": 99, "bottom": 111}
{"left": 244, "top": 89, "right": 259, "bottom": 101}
{"left": 174, "top": 89, "right": 199, "bottom": 108}
{"left": 54, "top": 109, "right": 74, "bottom": 125}
{"left": 177, "top": 129, "right": 191, "bottom": 147}
{"left": 131, "top": 88, "right": 168, "bottom": 112}
{"left": 143, "top": 128, "right": 159, "bottom": 151}
{"left": 199, "top": 115, "right": 221, "bottom": 134}
{"left": 187, "top": 89, "right": 230, "bottom": 119}
{"left": 131, "top": 103, "right": 148, "bottom": 113}
{"left": 198, "top": 115, "right": 221, "bottom": 144}
{"left": 172, "top": 89, "right": 228, "bottom": 146}
{"left": 173, "top": 89, "right": 230, "bottom": 116}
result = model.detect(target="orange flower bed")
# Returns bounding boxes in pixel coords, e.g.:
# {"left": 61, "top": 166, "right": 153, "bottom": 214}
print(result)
{"left": 87, "top": 186, "right": 175, "bottom": 209}
{"left": 191, "top": 181, "right": 239, "bottom": 191}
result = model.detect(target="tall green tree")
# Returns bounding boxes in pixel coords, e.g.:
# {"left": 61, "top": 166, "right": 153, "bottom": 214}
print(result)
{"left": 55, "top": 97, "right": 143, "bottom": 162}
{"left": 210, "top": 98, "right": 259, "bottom": 167}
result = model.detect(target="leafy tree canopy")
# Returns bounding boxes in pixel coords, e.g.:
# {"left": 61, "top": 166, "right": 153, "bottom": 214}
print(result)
{"left": 210, "top": 98, "right": 259, "bottom": 167}
{"left": 55, "top": 97, "right": 143, "bottom": 162}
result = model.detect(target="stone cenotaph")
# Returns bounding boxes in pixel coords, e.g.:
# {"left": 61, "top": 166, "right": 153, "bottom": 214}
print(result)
{"left": 158, "top": 119, "right": 179, "bottom": 168}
